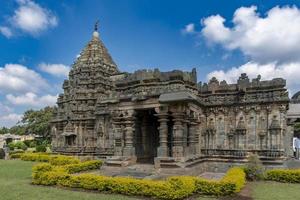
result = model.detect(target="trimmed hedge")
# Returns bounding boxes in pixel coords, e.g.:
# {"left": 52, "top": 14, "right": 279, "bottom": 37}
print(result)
{"left": 265, "top": 169, "right": 300, "bottom": 183}
{"left": 9, "top": 152, "right": 24, "bottom": 159}
{"left": 195, "top": 167, "right": 246, "bottom": 196}
{"left": 20, "top": 153, "right": 80, "bottom": 165}
{"left": 20, "top": 153, "right": 51, "bottom": 162}
{"left": 31, "top": 156, "right": 245, "bottom": 200}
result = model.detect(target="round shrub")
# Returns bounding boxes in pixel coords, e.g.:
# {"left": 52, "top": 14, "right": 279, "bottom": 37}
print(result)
{"left": 244, "top": 153, "right": 264, "bottom": 181}
{"left": 14, "top": 141, "right": 28, "bottom": 151}
{"left": 36, "top": 145, "right": 47, "bottom": 152}
{"left": 8, "top": 143, "right": 15, "bottom": 151}
{"left": 24, "top": 140, "right": 37, "bottom": 148}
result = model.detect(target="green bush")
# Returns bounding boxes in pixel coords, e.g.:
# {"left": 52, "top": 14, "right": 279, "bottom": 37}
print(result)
{"left": 63, "top": 160, "right": 102, "bottom": 173}
{"left": 36, "top": 144, "right": 47, "bottom": 152}
{"left": 265, "top": 169, "right": 300, "bottom": 183}
{"left": 243, "top": 153, "right": 264, "bottom": 181}
{"left": 195, "top": 167, "right": 246, "bottom": 196}
{"left": 9, "top": 150, "right": 24, "bottom": 159}
{"left": 20, "top": 153, "right": 51, "bottom": 162}
{"left": 8, "top": 143, "right": 15, "bottom": 151}
{"left": 56, "top": 174, "right": 195, "bottom": 200}
{"left": 27, "top": 152, "right": 245, "bottom": 199}
{"left": 20, "top": 153, "right": 81, "bottom": 166}
{"left": 10, "top": 153, "right": 23, "bottom": 159}
{"left": 49, "top": 155, "right": 80, "bottom": 166}
{"left": 30, "top": 155, "right": 245, "bottom": 200}
{"left": 24, "top": 140, "right": 37, "bottom": 148}
{"left": 8, "top": 141, "right": 28, "bottom": 151}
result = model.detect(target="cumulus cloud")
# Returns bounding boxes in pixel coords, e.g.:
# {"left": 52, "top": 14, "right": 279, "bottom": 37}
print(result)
{"left": 182, "top": 23, "right": 195, "bottom": 34}
{"left": 0, "top": 64, "right": 48, "bottom": 93}
{"left": 0, "top": 113, "right": 23, "bottom": 127}
{"left": 39, "top": 63, "right": 70, "bottom": 77}
{"left": 201, "top": 5, "right": 300, "bottom": 63}
{"left": 11, "top": 0, "right": 58, "bottom": 35}
{"left": 197, "top": 5, "right": 300, "bottom": 95}
{"left": 202, "top": 15, "right": 231, "bottom": 44}
{"left": 6, "top": 92, "right": 57, "bottom": 108}
{"left": 0, "top": 26, "right": 13, "bottom": 38}
{"left": 0, "top": 63, "right": 59, "bottom": 127}
{"left": 0, "top": 101, "right": 21, "bottom": 127}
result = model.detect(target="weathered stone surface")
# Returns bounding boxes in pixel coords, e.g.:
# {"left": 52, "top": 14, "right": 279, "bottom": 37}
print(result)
{"left": 51, "top": 26, "right": 292, "bottom": 168}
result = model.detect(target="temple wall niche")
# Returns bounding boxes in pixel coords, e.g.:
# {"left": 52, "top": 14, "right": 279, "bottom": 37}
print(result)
{"left": 236, "top": 111, "right": 246, "bottom": 149}
{"left": 247, "top": 110, "right": 256, "bottom": 150}
{"left": 216, "top": 113, "right": 225, "bottom": 148}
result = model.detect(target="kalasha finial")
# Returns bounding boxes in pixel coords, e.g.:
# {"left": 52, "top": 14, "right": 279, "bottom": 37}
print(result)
{"left": 94, "top": 20, "right": 99, "bottom": 32}
{"left": 93, "top": 20, "right": 100, "bottom": 38}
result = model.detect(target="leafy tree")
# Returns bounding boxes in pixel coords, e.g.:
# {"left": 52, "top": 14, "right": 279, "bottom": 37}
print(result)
{"left": 0, "top": 127, "right": 9, "bottom": 135}
{"left": 21, "top": 106, "right": 55, "bottom": 138}
{"left": 9, "top": 125, "right": 26, "bottom": 135}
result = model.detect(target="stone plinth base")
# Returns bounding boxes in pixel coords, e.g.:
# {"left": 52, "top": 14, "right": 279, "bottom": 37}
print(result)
{"left": 105, "top": 156, "right": 137, "bottom": 167}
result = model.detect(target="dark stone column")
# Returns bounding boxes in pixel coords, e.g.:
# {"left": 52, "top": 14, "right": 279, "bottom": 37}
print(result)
{"left": 156, "top": 112, "right": 169, "bottom": 157}
{"left": 123, "top": 118, "right": 135, "bottom": 157}
{"left": 172, "top": 112, "right": 185, "bottom": 159}
{"left": 189, "top": 118, "right": 198, "bottom": 155}
{"left": 112, "top": 117, "right": 123, "bottom": 156}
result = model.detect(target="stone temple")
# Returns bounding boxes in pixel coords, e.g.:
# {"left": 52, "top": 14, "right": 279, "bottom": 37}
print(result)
{"left": 51, "top": 26, "right": 292, "bottom": 172}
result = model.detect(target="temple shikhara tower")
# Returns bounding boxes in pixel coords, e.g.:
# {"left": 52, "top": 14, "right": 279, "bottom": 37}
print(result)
{"left": 51, "top": 24, "right": 292, "bottom": 171}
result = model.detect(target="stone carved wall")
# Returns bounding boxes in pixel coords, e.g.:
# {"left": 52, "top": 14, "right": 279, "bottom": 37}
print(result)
{"left": 51, "top": 28, "right": 291, "bottom": 164}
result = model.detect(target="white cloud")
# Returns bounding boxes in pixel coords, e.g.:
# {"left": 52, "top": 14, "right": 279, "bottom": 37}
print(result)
{"left": 182, "top": 23, "right": 195, "bottom": 34}
{"left": 0, "top": 113, "right": 23, "bottom": 128}
{"left": 202, "top": 15, "right": 231, "bottom": 44}
{"left": 39, "top": 63, "right": 70, "bottom": 77}
{"left": 0, "top": 26, "right": 13, "bottom": 38}
{"left": 207, "top": 62, "right": 300, "bottom": 95}
{"left": 11, "top": 0, "right": 58, "bottom": 35}
{"left": 0, "top": 63, "right": 58, "bottom": 127}
{"left": 0, "top": 102, "right": 12, "bottom": 114}
{"left": 6, "top": 92, "right": 57, "bottom": 108}
{"left": 201, "top": 5, "right": 300, "bottom": 63}
{"left": 198, "top": 5, "right": 300, "bottom": 95}
{"left": 0, "top": 64, "right": 48, "bottom": 93}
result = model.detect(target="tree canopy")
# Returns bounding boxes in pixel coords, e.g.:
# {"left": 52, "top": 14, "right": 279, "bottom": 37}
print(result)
{"left": 0, "top": 106, "right": 55, "bottom": 137}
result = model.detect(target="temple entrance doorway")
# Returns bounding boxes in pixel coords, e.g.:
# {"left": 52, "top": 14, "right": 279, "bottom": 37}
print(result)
{"left": 135, "top": 109, "right": 159, "bottom": 163}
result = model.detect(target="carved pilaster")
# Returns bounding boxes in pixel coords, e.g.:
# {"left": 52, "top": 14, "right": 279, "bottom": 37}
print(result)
{"left": 123, "top": 117, "right": 135, "bottom": 157}
{"left": 156, "top": 112, "right": 169, "bottom": 157}
{"left": 188, "top": 119, "right": 197, "bottom": 155}
{"left": 172, "top": 112, "right": 185, "bottom": 159}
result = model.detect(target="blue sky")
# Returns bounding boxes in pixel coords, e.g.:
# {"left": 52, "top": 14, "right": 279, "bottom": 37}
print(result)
{"left": 1, "top": 0, "right": 300, "bottom": 127}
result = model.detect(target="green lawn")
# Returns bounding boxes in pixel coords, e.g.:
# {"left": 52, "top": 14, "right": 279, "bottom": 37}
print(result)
{"left": 252, "top": 181, "right": 300, "bottom": 200}
{"left": 1, "top": 160, "right": 300, "bottom": 200}
{"left": 0, "top": 160, "right": 137, "bottom": 200}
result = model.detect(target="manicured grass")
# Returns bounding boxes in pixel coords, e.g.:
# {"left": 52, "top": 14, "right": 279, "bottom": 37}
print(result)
{"left": 2, "top": 159, "right": 300, "bottom": 200}
{"left": 252, "top": 181, "right": 300, "bottom": 200}
{"left": 0, "top": 159, "right": 137, "bottom": 200}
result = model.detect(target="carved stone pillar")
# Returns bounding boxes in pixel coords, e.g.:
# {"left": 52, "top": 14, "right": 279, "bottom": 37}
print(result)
{"left": 172, "top": 112, "right": 185, "bottom": 159}
{"left": 156, "top": 112, "right": 169, "bottom": 157}
{"left": 112, "top": 117, "right": 123, "bottom": 156}
{"left": 123, "top": 117, "right": 135, "bottom": 157}
{"left": 189, "top": 118, "right": 198, "bottom": 155}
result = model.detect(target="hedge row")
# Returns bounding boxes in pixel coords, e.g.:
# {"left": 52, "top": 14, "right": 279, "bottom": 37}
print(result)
{"left": 195, "top": 167, "right": 246, "bottom": 196}
{"left": 20, "top": 153, "right": 80, "bottom": 165}
{"left": 265, "top": 169, "right": 300, "bottom": 183}
{"left": 9, "top": 151, "right": 24, "bottom": 159}
{"left": 31, "top": 160, "right": 245, "bottom": 200}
